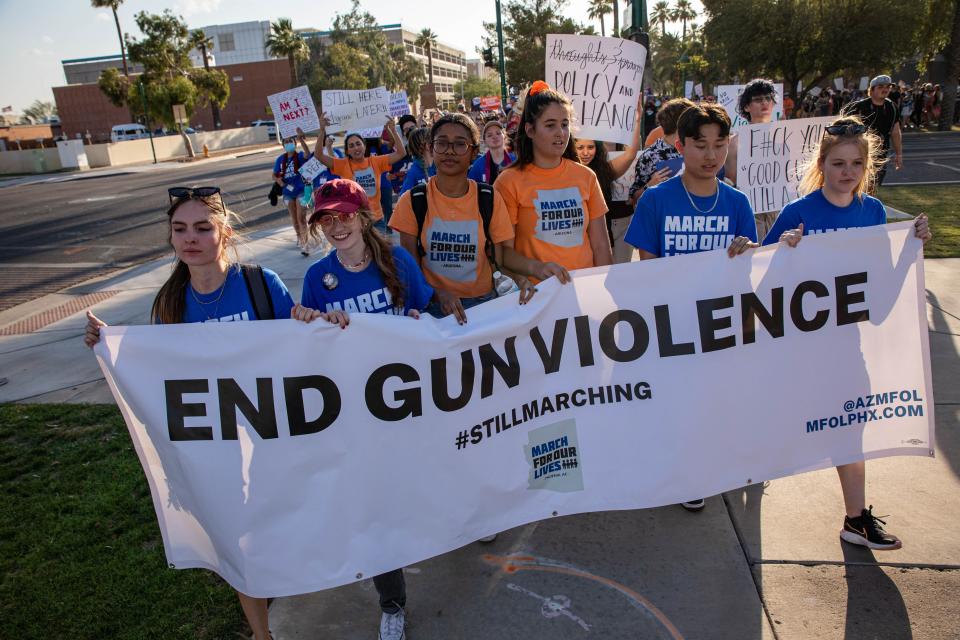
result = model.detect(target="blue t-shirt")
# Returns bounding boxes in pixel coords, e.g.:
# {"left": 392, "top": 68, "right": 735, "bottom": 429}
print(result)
{"left": 399, "top": 161, "right": 436, "bottom": 196}
{"left": 273, "top": 152, "right": 307, "bottom": 197}
{"left": 390, "top": 155, "right": 413, "bottom": 192}
{"left": 179, "top": 265, "right": 294, "bottom": 323}
{"left": 625, "top": 176, "right": 757, "bottom": 257}
{"left": 762, "top": 190, "right": 887, "bottom": 245}
{"left": 301, "top": 245, "right": 434, "bottom": 316}
{"left": 468, "top": 151, "right": 516, "bottom": 183}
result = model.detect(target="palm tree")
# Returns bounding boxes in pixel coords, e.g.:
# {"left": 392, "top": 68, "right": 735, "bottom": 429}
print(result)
{"left": 672, "top": 0, "right": 697, "bottom": 41}
{"left": 414, "top": 29, "right": 438, "bottom": 87}
{"left": 266, "top": 18, "right": 308, "bottom": 88}
{"left": 587, "top": 0, "right": 612, "bottom": 37}
{"left": 612, "top": 0, "right": 620, "bottom": 36}
{"left": 650, "top": 1, "right": 672, "bottom": 37}
{"left": 191, "top": 30, "right": 221, "bottom": 129}
{"left": 90, "top": 0, "right": 128, "bottom": 76}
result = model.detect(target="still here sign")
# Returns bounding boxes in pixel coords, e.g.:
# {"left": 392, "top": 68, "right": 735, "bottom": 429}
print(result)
{"left": 322, "top": 87, "right": 391, "bottom": 134}
{"left": 267, "top": 86, "right": 320, "bottom": 139}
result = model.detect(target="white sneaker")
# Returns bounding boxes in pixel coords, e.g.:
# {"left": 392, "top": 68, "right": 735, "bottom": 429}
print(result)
{"left": 478, "top": 533, "right": 498, "bottom": 543}
{"left": 681, "top": 498, "right": 705, "bottom": 511}
{"left": 379, "top": 608, "right": 405, "bottom": 640}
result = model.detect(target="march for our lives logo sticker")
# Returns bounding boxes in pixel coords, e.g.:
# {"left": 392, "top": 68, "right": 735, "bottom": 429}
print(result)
{"left": 534, "top": 187, "right": 585, "bottom": 248}
{"left": 426, "top": 218, "right": 478, "bottom": 283}
{"left": 353, "top": 167, "right": 377, "bottom": 196}
{"left": 525, "top": 419, "right": 583, "bottom": 492}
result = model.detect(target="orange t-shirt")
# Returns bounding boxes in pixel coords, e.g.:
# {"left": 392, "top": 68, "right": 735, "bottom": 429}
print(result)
{"left": 391, "top": 180, "right": 514, "bottom": 299}
{"left": 644, "top": 126, "right": 664, "bottom": 148}
{"left": 494, "top": 158, "right": 607, "bottom": 276}
{"left": 331, "top": 155, "right": 393, "bottom": 220}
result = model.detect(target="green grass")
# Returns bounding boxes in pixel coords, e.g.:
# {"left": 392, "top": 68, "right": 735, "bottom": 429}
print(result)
{"left": 879, "top": 184, "right": 960, "bottom": 258}
{"left": 0, "top": 404, "right": 246, "bottom": 640}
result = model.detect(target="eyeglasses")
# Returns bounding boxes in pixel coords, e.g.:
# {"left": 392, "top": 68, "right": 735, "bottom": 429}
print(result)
{"left": 431, "top": 139, "right": 475, "bottom": 155}
{"left": 168, "top": 186, "right": 221, "bottom": 205}
{"left": 750, "top": 95, "right": 775, "bottom": 104}
{"left": 315, "top": 210, "right": 358, "bottom": 227}
{"left": 825, "top": 123, "right": 867, "bottom": 136}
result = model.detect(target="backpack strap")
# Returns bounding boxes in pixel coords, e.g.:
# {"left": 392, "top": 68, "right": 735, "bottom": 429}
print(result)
{"left": 240, "top": 264, "right": 275, "bottom": 320}
{"left": 411, "top": 183, "right": 429, "bottom": 257}
{"left": 476, "top": 181, "right": 498, "bottom": 271}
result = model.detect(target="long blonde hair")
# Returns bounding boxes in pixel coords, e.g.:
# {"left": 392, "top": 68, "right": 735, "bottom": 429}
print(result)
{"left": 151, "top": 195, "right": 242, "bottom": 324}
{"left": 308, "top": 209, "right": 405, "bottom": 311}
{"left": 797, "top": 115, "right": 883, "bottom": 199}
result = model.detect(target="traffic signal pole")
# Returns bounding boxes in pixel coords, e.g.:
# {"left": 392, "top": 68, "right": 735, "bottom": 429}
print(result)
{"left": 495, "top": 0, "right": 507, "bottom": 105}
{"left": 624, "top": 0, "right": 650, "bottom": 139}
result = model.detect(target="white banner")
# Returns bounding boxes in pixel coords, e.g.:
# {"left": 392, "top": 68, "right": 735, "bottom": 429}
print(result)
{"left": 267, "top": 86, "right": 320, "bottom": 140}
{"left": 716, "top": 83, "right": 785, "bottom": 128}
{"left": 95, "top": 224, "right": 933, "bottom": 598}
{"left": 546, "top": 34, "right": 647, "bottom": 145}
{"left": 736, "top": 116, "right": 835, "bottom": 214}
{"left": 321, "top": 87, "right": 391, "bottom": 134}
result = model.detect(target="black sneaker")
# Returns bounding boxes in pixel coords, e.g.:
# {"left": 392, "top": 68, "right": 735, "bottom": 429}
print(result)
{"left": 840, "top": 506, "right": 902, "bottom": 550}
{"left": 680, "top": 498, "right": 705, "bottom": 511}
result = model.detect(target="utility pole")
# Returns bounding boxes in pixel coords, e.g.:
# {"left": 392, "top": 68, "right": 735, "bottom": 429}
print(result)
{"left": 495, "top": 0, "right": 507, "bottom": 105}
{"left": 138, "top": 79, "right": 157, "bottom": 164}
{"left": 624, "top": 0, "right": 650, "bottom": 138}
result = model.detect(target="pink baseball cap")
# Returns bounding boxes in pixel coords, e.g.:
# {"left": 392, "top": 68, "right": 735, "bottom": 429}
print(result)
{"left": 310, "top": 179, "right": 370, "bottom": 222}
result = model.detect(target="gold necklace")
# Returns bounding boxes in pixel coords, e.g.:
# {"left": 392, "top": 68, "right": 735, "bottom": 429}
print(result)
{"left": 189, "top": 271, "right": 229, "bottom": 320}
{"left": 336, "top": 248, "right": 370, "bottom": 272}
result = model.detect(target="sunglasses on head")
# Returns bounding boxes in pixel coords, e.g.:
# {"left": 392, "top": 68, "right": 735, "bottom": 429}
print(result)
{"left": 315, "top": 210, "right": 359, "bottom": 227}
{"left": 824, "top": 123, "right": 867, "bottom": 136}
{"left": 168, "top": 186, "right": 221, "bottom": 205}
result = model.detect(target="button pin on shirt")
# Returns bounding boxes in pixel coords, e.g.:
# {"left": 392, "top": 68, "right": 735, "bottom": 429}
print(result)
{"left": 322, "top": 273, "right": 339, "bottom": 290}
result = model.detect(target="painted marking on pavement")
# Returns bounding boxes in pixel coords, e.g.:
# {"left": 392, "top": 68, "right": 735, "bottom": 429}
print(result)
{"left": 1, "top": 262, "right": 114, "bottom": 268}
{"left": 925, "top": 160, "right": 960, "bottom": 173}
{"left": 0, "top": 290, "right": 119, "bottom": 336}
{"left": 506, "top": 583, "right": 591, "bottom": 631}
{"left": 484, "top": 554, "right": 684, "bottom": 639}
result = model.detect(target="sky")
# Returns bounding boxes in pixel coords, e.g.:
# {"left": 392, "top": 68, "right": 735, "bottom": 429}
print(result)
{"left": 0, "top": 0, "right": 701, "bottom": 113}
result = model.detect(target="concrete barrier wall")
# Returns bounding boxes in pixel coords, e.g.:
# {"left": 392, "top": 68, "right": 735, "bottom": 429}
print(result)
{"left": 1, "top": 126, "right": 272, "bottom": 173}
{"left": 0, "top": 148, "right": 63, "bottom": 174}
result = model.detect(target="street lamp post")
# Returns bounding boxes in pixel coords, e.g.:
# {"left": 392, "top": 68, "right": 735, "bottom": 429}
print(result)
{"left": 495, "top": 0, "right": 507, "bottom": 105}
{"left": 624, "top": 0, "right": 650, "bottom": 138}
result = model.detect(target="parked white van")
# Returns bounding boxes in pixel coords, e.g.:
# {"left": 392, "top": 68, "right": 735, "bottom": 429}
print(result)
{"left": 110, "top": 124, "right": 149, "bottom": 142}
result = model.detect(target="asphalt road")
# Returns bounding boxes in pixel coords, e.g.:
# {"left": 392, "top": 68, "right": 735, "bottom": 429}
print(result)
{"left": 0, "top": 150, "right": 289, "bottom": 312}
{"left": 0, "top": 131, "right": 957, "bottom": 312}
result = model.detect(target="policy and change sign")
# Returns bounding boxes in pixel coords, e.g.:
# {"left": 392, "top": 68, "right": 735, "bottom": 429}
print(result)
{"left": 94, "top": 223, "right": 934, "bottom": 598}
{"left": 736, "top": 115, "right": 835, "bottom": 214}
{"left": 546, "top": 34, "right": 647, "bottom": 145}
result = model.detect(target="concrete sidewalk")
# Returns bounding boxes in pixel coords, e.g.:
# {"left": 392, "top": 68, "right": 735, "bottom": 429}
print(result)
{"left": 0, "top": 232, "right": 957, "bottom": 639}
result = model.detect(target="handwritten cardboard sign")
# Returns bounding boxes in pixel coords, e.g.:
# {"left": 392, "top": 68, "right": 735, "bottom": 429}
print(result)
{"left": 321, "top": 87, "right": 391, "bottom": 135}
{"left": 299, "top": 157, "right": 325, "bottom": 183}
{"left": 267, "top": 86, "right": 320, "bottom": 139}
{"left": 390, "top": 91, "right": 410, "bottom": 118}
{"left": 607, "top": 150, "right": 640, "bottom": 202}
{"left": 715, "top": 83, "right": 784, "bottom": 129}
{"left": 546, "top": 34, "right": 647, "bottom": 145}
{"left": 736, "top": 116, "right": 834, "bottom": 214}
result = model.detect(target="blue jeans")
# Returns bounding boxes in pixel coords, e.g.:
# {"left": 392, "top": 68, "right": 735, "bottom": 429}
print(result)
{"left": 425, "top": 289, "right": 498, "bottom": 318}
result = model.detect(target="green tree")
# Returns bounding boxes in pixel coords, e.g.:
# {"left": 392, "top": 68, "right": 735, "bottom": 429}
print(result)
{"left": 649, "top": 1, "right": 672, "bottom": 37}
{"left": 587, "top": 0, "right": 612, "bottom": 37}
{"left": 702, "top": 0, "right": 939, "bottom": 104}
{"left": 266, "top": 18, "right": 308, "bottom": 88}
{"left": 935, "top": 0, "right": 959, "bottom": 130}
{"left": 482, "top": 0, "right": 589, "bottom": 88}
{"left": 98, "top": 10, "right": 229, "bottom": 155}
{"left": 453, "top": 76, "right": 502, "bottom": 105}
{"left": 647, "top": 30, "right": 683, "bottom": 94}
{"left": 415, "top": 29, "right": 438, "bottom": 87}
{"left": 90, "top": 0, "right": 129, "bottom": 76}
{"left": 671, "top": 0, "right": 697, "bottom": 41}
{"left": 21, "top": 100, "right": 57, "bottom": 124}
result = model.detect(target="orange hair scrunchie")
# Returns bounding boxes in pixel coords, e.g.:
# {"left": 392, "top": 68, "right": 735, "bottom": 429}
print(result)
{"left": 528, "top": 80, "right": 550, "bottom": 96}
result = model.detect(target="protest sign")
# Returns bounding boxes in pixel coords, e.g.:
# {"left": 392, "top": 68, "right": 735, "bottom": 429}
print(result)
{"left": 607, "top": 150, "right": 640, "bottom": 201}
{"left": 480, "top": 96, "right": 502, "bottom": 111}
{"left": 390, "top": 91, "right": 410, "bottom": 118}
{"left": 267, "top": 86, "right": 320, "bottom": 139}
{"left": 859, "top": 76, "right": 870, "bottom": 91}
{"left": 685, "top": 80, "right": 694, "bottom": 98}
{"left": 298, "top": 157, "right": 325, "bottom": 183}
{"left": 321, "top": 87, "right": 391, "bottom": 135}
{"left": 736, "top": 116, "right": 834, "bottom": 214}
{"left": 834, "top": 77, "right": 845, "bottom": 91}
{"left": 694, "top": 83, "right": 703, "bottom": 97}
{"left": 545, "top": 34, "right": 647, "bottom": 145}
{"left": 95, "top": 223, "right": 932, "bottom": 598}
{"left": 420, "top": 83, "right": 438, "bottom": 109}
{"left": 716, "top": 83, "right": 784, "bottom": 128}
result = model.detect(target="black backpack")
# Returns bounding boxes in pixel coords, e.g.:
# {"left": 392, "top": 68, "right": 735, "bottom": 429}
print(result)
{"left": 410, "top": 181, "right": 499, "bottom": 272}
{"left": 240, "top": 264, "right": 276, "bottom": 320}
